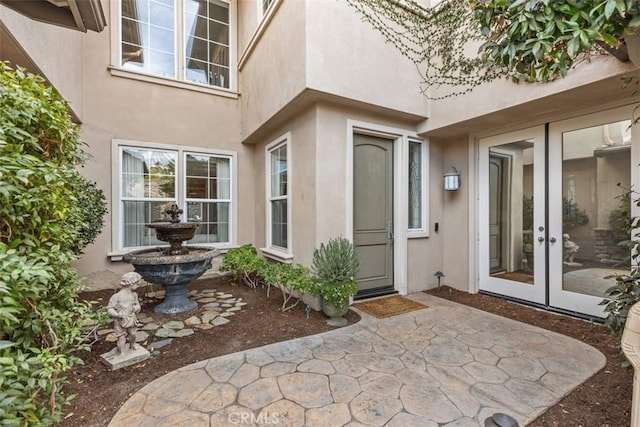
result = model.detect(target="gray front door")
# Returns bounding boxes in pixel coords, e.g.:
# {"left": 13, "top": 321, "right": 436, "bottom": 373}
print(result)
{"left": 353, "top": 134, "right": 394, "bottom": 295}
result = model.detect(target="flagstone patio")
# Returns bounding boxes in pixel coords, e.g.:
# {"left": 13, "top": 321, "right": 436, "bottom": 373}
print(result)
{"left": 108, "top": 292, "right": 605, "bottom": 426}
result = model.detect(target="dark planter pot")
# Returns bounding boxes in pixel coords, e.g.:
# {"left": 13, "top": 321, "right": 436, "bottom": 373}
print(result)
{"left": 321, "top": 297, "right": 349, "bottom": 327}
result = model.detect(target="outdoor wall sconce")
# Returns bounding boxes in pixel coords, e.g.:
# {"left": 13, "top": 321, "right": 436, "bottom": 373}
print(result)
{"left": 444, "top": 167, "right": 461, "bottom": 191}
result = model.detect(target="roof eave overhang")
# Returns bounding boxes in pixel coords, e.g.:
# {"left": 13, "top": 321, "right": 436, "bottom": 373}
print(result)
{"left": 0, "top": 0, "right": 106, "bottom": 33}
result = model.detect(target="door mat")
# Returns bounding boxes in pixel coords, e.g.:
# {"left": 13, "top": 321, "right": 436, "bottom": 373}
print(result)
{"left": 353, "top": 295, "right": 428, "bottom": 318}
{"left": 492, "top": 271, "right": 534, "bottom": 284}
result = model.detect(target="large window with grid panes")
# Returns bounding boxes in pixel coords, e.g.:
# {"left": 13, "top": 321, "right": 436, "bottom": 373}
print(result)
{"left": 265, "top": 135, "right": 290, "bottom": 254}
{"left": 114, "top": 141, "right": 235, "bottom": 251}
{"left": 117, "top": 0, "right": 233, "bottom": 89}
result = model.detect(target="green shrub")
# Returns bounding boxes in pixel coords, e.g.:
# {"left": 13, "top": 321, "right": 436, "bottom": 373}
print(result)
{"left": 261, "top": 262, "right": 314, "bottom": 311}
{"left": 0, "top": 62, "right": 106, "bottom": 424}
{"left": 311, "top": 237, "right": 360, "bottom": 306}
{"left": 219, "top": 244, "right": 267, "bottom": 289}
{"left": 601, "top": 188, "right": 640, "bottom": 365}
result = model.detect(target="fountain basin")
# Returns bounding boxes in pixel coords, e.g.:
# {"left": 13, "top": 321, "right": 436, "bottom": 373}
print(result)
{"left": 147, "top": 222, "right": 201, "bottom": 255}
{"left": 124, "top": 246, "right": 219, "bottom": 314}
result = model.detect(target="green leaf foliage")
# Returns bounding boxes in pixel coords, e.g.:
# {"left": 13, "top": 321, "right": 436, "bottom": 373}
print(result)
{"left": 311, "top": 237, "right": 360, "bottom": 306}
{"left": 347, "top": 0, "right": 640, "bottom": 96}
{"left": 601, "top": 187, "right": 640, "bottom": 364}
{"left": 0, "top": 62, "right": 106, "bottom": 424}
{"left": 219, "top": 244, "right": 267, "bottom": 289}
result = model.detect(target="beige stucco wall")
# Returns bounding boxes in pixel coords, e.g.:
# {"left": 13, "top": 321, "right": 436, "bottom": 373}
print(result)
{"left": 250, "top": 106, "right": 317, "bottom": 265}
{"left": 239, "top": 0, "right": 307, "bottom": 141}
{"left": 306, "top": 0, "right": 429, "bottom": 119}
{"left": 436, "top": 137, "right": 471, "bottom": 291}
{"left": 423, "top": 55, "right": 639, "bottom": 138}
{"left": 237, "top": 0, "right": 260, "bottom": 53}
{"left": 72, "top": 2, "right": 246, "bottom": 284}
{"left": 0, "top": 4, "right": 84, "bottom": 119}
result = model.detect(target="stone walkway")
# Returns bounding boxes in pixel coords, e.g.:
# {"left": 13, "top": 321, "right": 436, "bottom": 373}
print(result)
{"left": 108, "top": 292, "right": 605, "bottom": 426}
{"left": 95, "top": 288, "right": 246, "bottom": 351}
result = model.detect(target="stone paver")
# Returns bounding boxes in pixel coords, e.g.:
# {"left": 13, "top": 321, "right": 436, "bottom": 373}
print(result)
{"left": 108, "top": 292, "right": 605, "bottom": 427}
{"left": 96, "top": 288, "right": 247, "bottom": 353}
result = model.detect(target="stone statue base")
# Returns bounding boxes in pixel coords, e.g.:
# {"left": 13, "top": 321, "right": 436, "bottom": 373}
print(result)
{"left": 101, "top": 344, "right": 150, "bottom": 371}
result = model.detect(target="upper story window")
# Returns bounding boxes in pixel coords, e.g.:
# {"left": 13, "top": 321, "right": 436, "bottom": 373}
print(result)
{"left": 119, "top": 0, "right": 232, "bottom": 89}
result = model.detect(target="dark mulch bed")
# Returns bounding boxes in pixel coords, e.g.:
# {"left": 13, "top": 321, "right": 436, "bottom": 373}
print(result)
{"left": 58, "top": 279, "right": 631, "bottom": 426}
{"left": 58, "top": 276, "right": 359, "bottom": 427}
{"left": 426, "top": 286, "right": 633, "bottom": 427}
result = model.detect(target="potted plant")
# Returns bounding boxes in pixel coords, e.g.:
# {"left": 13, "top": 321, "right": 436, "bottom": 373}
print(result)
{"left": 311, "top": 236, "right": 360, "bottom": 326}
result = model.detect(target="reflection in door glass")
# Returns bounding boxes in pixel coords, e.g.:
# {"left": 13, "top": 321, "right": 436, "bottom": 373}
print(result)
{"left": 562, "top": 120, "right": 631, "bottom": 297}
{"left": 488, "top": 140, "right": 535, "bottom": 285}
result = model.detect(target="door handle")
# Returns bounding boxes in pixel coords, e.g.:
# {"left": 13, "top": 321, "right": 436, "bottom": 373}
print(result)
{"left": 538, "top": 236, "right": 545, "bottom": 242}
{"left": 549, "top": 237, "right": 557, "bottom": 243}
{"left": 387, "top": 221, "right": 394, "bottom": 240}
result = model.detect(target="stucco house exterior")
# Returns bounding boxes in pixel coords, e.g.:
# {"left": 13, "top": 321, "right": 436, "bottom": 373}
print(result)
{"left": 1, "top": 0, "right": 638, "bottom": 319}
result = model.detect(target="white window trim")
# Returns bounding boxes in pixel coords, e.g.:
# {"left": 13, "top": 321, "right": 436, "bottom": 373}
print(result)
{"left": 238, "top": 0, "right": 282, "bottom": 70}
{"left": 109, "top": 0, "right": 238, "bottom": 94}
{"left": 346, "top": 120, "right": 429, "bottom": 297}
{"left": 407, "top": 137, "right": 430, "bottom": 238}
{"left": 109, "top": 139, "right": 238, "bottom": 259}
{"left": 261, "top": 132, "right": 293, "bottom": 262}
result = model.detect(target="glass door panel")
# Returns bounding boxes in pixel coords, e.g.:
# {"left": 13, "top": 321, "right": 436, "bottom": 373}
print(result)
{"left": 549, "top": 115, "right": 632, "bottom": 317}
{"left": 479, "top": 126, "right": 546, "bottom": 304}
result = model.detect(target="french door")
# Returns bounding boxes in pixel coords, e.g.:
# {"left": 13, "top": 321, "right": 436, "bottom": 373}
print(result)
{"left": 479, "top": 126, "right": 547, "bottom": 305}
{"left": 479, "top": 109, "right": 633, "bottom": 318}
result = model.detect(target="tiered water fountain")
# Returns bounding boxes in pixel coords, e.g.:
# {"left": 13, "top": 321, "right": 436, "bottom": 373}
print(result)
{"left": 123, "top": 204, "right": 219, "bottom": 314}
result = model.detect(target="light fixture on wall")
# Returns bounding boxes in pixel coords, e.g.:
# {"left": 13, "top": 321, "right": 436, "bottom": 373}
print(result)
{"left": 444, "top": 166, "right": 461, "bottom": 191}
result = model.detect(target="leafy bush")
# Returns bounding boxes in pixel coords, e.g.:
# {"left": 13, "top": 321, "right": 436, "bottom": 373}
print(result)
{"left": 220, "top": 244, "right": 267, "bottom": 289}
{"left": 601, "top": 189, "right": 640, "bottom": 361}
{"left": 221, "top": 245, "right": 314, "bottom": 311}
{"left": 261, "top": 262, "right": 315, "bottom": 311}
{"left": 609, "top": 188, "right": 632, "bottom": 241}
{"left": 68, "top": 174, "right": 107, "bottom": 253}
{"left": 311, "top": 237, "right": 360, "bottom": 306}
{"left": 0, "top": 63, "right": 106, "bottom": 424}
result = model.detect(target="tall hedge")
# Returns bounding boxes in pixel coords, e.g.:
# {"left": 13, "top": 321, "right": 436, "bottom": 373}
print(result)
{"left": 0, "top": 62, "right": 106, "bottom": 425}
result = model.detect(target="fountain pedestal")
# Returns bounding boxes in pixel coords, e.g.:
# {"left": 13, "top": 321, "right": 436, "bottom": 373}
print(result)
{"left": 122, "top": 204, "right": 220, "bottom": 314}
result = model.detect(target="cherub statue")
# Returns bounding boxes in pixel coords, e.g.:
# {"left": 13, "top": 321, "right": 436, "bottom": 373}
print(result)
{"left": 563, "top": 233, "right": 580, "bottom": 264}
{"left": 107, "top": 272, "right": 142, "bottom": 356}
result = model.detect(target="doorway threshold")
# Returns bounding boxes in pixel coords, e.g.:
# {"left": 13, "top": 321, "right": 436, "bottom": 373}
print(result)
{"left": 354, "top": 286, "right": 397, "bottom": 301}
{"left": 478, "top": 290, "right": 604, "bottom": 324}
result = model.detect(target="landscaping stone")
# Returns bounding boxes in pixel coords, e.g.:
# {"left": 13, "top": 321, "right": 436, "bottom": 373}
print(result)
{"left": 185, "top": 316, "right": 201, "bottom": 326}
{"left": 194, "top": 323, "right": 214, "bottom": 330}
{"left": 149, "top": 339, "right": 174, "bottom": 350}
{"left": 155, "top": 328, "right": 173, "bottom": 338}
{"left": 135, "top": 331, "right": 150, "bottom": 343}
{"left": 164, "top": 321, "right": 185, "bottom": 330}
{"left": 102, "top": 287, "right": 246, "bottom": 351}
{"left": 170, "top": 329, "right": 194, "bottom": 338}
{"left": 212, "top": 317, "right": 230, "bottom": 326}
